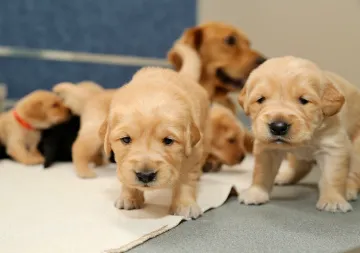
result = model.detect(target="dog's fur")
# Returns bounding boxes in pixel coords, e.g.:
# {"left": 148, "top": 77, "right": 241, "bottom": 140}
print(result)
{"left": 168, "top": 22, "right": 266, "bottom": 113}
{"left": 52, "top": 82, "right": 116, "bottom": 178}
{"left": 0, "top": 90, "right": 70, "bottom": 165}
{"left": 203, "top": 103, "right": 253, "bottom": 172}
{"left": 100, "top": 67, "right": 210, "bottom": 219}
{"left": 237, "top": 56, "right": 356, "bottom": 212}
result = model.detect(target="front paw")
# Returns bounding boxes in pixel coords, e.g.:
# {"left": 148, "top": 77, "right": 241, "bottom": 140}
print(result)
{"left": 170, "top": 201, "right": 203, "bottom": 219}
{"left": 238, "top": 186, "right": 269, "bottom": 205}
{"left": 346, "top": 183, "right": 359, "bottom": 201}
{"left": 114, "top": 194, "right": 145, "bottom": 210}
{"left": 274, "top": 170, "right": 295, "bottom": 185}
{"left": 316, "top": 195, "right": 352, "bottom": 213}
{"left": 76, "top": 169, "right": 97, "bottom": 179}
{"left": 23, "top": 155, "right": 45, "bottom": 165}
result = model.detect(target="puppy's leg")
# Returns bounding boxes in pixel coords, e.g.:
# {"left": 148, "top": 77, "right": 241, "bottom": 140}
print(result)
{"left": 114, "top": 186, "right": 144, "bottom": 210}
{"left": 72, "top": 132, "right": 101, "bottom": 179}
{"left": 7, "top": 142, "right": 44, "bottom": 165}
{"left": 239, "top": 150, "right": 283, "bottom": 205}
{"left": 346, "top": 138, "right": 360, "bottom": 201}
{"left": 316, "top": 153, "right": 352, "bottom": 212}
{"left": 275, "top": 153, "right": 313, "bottom": 185}
{"left": 170, "top": 166, "right": 202, "bottom": 219}
{"left": 91, "top": 150, "right": 108, "bottom": 167}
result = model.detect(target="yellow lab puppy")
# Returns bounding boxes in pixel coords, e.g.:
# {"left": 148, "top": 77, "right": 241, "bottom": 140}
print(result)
{"left": 100, "top": 67, "right": 210, "bottom": 219}
{"left": 238, "top": 56, "right": 355, "bottom": 212}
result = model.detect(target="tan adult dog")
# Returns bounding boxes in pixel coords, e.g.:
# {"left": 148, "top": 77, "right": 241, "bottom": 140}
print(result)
{"left": 53, "top": 81, "right": 116, "bottom": 178}
{"left": 0, "top": 90, "right": 70, "bottom": 165}
{"left": 100, "top": 67, "right": 210, "bottom": 219}
{"left": 203, "top": 103, "right": 253, "bottom": 172}
{"left": 168, "top": 22, "right": 266, "bottom": 112}
{"left": 237, "top": 56, "right": 358, "bottom": 213}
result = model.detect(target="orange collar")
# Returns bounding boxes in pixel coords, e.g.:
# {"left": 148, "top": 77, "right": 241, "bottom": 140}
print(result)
{"left": 13, "top": 110, "right": 34, "bottom": 130}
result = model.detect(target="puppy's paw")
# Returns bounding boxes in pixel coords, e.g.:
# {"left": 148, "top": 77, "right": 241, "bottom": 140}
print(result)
{"left": 114, "top": 194, "right": 144, "bottom": 210}
{"left": 76, "top": 169, "right": 97, "bottom": 179}
{"left": 274, "top": 170, "right": 296, "bottom": 185}
{"left": 24, "top": 155, "right": 45, "bottom": 165}
{"left": 316, "top": 195, "right": 352, "bottom": 213}
{"left": 238, "top": 186, "right": 269, "bottom": 205}
{"left": 346, "top": 188, "right": 358, "bottom": 202}
{"left": 170, "top": 202, "right": 203, "bottom": 219}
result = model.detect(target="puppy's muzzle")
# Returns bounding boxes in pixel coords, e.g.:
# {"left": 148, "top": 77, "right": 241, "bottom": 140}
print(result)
{"left": 215, "top": 68, "right": 244, "bottom": 88}
{"left": 135, "top": 170, "right": 157, "bottom": 184}
{"left": 269, "top": 121, "right": 290, "bottom": 136}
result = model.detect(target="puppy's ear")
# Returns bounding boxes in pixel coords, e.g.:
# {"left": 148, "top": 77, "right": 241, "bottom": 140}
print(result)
{"left": 167, "top": 27, "right": 203, "bottom": 71}
{"left": 237, "top": 88, "right": 249, "bottom": 116}
{"left": 185, "top": 120, "right": 201, "bottom": 157}
{"left": 24, "top": 100, "right": 46, "bottom": 121}
{"left": 99, "top": 117, "right": 111, "bottom": 157}
{"left": 243, "top": 130, "right": 254, "bottom": 153}
{"left": 321, "top": 82, "right": 344, "bottom": 117}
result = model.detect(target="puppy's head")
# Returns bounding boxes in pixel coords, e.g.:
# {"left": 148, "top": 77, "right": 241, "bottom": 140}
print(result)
{"left": 208, "top": 104, "right": 253, "bottom": 166}
{"left": 168, "top": 22, "right": 266, "bottom": 93}
{"left": 100, "top": 92, "right": 201, "bottom": 190}
{"left": 52, "top": 81, "right": 104, "bottom": 115}
{"left": 16, "top": 90, "right": 71, "bottom": 129}
{"left": 238, "top": 56, "right": 344, "bottom": 148}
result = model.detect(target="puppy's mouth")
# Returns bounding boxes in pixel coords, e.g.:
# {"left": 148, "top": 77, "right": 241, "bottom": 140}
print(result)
{"left": 271, "top": 138, "right": 290, "bottom": 145}
{"left": 216, "top": 68, "right": 245, "bottom": 89}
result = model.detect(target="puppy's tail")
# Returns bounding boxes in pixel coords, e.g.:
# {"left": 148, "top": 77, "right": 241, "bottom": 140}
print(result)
{"left": 52, "top": 81, "right": 104, "bottom": 115}
{"left": 169, "top": 43, "right": 202, "bottom": 82}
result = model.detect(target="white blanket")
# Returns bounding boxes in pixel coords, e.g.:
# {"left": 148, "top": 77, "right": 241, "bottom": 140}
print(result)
{"left": 0, "top": 156, "right": 287, "bottom": 253}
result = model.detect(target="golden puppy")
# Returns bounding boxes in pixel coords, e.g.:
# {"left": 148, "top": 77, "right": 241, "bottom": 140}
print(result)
{"left": 237, "top": 56, "right": 353, "bottom": 213}
{"left": 100, "top": 67, "right": 210, "bottom": 219}
{"left": 52, "top": 81, "right": 116, "bottom": 178}
{"left": 0, "top": 90, "right": 70, "bottom": 165}
{"left": 203, "top": 103, "right": 253, "bottom": 172}
{"left": 168, "top": 22, "right": 266, "bottom": 112}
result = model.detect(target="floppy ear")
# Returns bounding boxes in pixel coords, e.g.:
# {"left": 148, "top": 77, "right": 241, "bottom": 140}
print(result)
{"left": 321, "top": 82, "right": 344, "bottom": 117}
{"left": 185, "top": 120, "right": 201, "bottom": 157}
{"left": 243, "top": 130, "right": 254, "bottom": 153}
{"left": 167, "top": 27, "right": 203, "bottom": 71}
{"left": 99, "top": 117, "right": 111, "bottom": 157}
{"left": 23, "top": 100, "right": 47, "bottom": 121}
{"left": 237, "top": 88, "right": 249, "bottom": 116}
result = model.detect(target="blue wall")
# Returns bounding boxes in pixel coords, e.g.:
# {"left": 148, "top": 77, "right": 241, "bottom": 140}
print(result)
{"left": 0, "top": 0, "right": 196, "bottom": 98}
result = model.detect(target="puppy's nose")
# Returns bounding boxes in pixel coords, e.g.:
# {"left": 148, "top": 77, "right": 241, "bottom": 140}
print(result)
{"left": 269, "top": 121, "right": 290, "bottom": 136}
{"left": 238, "top": 155, "right": 245, "bottom": 163}
{"left": 255, "top": 56, "right": 267, "bottom": 65}
{"left": 136, "top": 170, "right": 157, "bottom": 184}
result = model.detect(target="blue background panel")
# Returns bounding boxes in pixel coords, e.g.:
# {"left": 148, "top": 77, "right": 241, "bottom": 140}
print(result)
{"left": 0, "top": 0, "right": 196, "bottom": 58}
{"left": 0, "top": 58, "right": 142, "bottom": 98}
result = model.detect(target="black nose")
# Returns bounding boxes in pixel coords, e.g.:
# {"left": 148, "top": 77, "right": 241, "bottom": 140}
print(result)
{"left": 269, "top": 121, "right": 290, "bottom": 136}
{"left": 135, "top": 170, "right": 157, "bottom": 184}
{"left": 255, "top": 56, "right": 267, "bottom": 65}
{"left": 238, "top": 155, "right": 245, "bottom": 163}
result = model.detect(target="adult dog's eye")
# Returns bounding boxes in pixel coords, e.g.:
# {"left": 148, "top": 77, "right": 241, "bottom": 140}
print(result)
{"left": 163, "top": 137, "right": 174, "bottom": 146}
{"left": 299, "top": 97, "right": 309, "bottom": 105}
{"left": 224, "top": 35, "right": 236, "bottom": 46}
{"left": 228, "top": 137, "right": 236, "bottom": 144}
{"left": 257, "top": 96, "right": 266, "bottom": 104}
{"left": 120, "top": 136, "right": 132, "bottom": 144}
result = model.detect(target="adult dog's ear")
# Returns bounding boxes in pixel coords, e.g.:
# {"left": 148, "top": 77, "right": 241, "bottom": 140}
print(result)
{"left": 99, "top": 117, "right": 111, "bottom": 157}
{"left": 167, "top": 27, "right": 203, "bottom": 71}
{"left": 185, "top": 119, "right": 201, "bottom": 157}
{"left": 321, "top": 82, "right": 344, "bottom": 117}
{"left": 237, "top": 87, "right": 249, "bottom": 116}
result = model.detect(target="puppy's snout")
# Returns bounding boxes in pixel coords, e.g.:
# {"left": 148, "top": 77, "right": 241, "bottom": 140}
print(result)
{"left": 255, "top": 56, "right": 267, "bottom": 66}
{"left": 269, "top": 121, "right": 290, "bottom": 136}
{"left": 135, "top": 170, "right": 157, "bottom": 184}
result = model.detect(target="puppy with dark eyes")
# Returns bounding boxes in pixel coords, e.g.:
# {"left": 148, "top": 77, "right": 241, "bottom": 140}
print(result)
{"left": 168, "top": 22, "right": 266, "bottom": 113}
{"left": 203, "top": 103, "right": 253, "bottom": 172}
{"left": 99, "top": 67, "right": 210, "bottom": 219}
{"left": 0, "top": 90, "right": 70, "bottom": 165}
{"left": 237, "top": 56, "right": 358, "bottom": 213}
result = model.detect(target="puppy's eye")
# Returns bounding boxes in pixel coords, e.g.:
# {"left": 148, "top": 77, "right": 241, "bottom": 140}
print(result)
{"left": 51, "top": 102, "right": 59, "bottom": 108}
{"left": 256, "top": 96, "right": 266, "bottom": 104}
{"left": 163, "top": 137, "right": 174, "bottom": 146}
{"left": 120, "top": 136, "right": 132, "bottom": 145}
{"left": 224, "top": 35, "right": 237, "bottom": 46}
{"left": 228, "top": 137, "right": 236, "bottom": 144}
{"left": 299, "top": 97, "right": 309, "bottom": 105}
